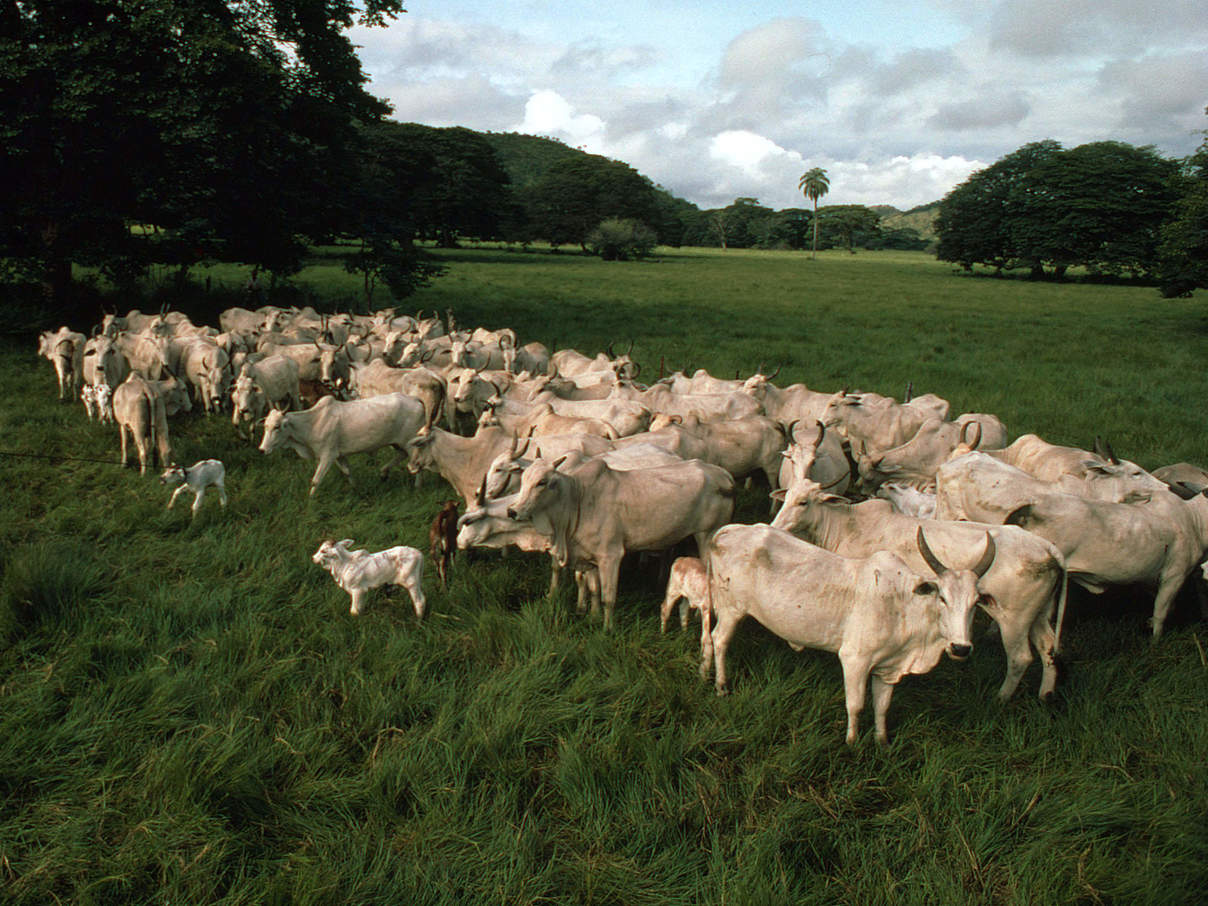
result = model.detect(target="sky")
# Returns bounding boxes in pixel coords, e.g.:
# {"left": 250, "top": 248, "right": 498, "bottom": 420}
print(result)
{"left": 350, "top": 0, "right": 1208, "bottom": 211}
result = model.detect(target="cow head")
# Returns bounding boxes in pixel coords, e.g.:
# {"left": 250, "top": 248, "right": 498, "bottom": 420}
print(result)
{"left": 404, "top": 432, "right": 438, "bottom": 475}
{"left": 159, "top": 465, "right": 187, "bottom": 488}
{"left": 769, "top": 478, "right": 846, "bottom": 533}
{"left": 259, "top": 409, "right": 289, "bottom": 453}
{"left": 915, "top": 527, "right": 995, "bottom": 662}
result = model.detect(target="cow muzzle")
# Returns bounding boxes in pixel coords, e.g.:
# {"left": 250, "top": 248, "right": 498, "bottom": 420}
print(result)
{"left": 947, "top": 642, "right": 973, "bottom": 661}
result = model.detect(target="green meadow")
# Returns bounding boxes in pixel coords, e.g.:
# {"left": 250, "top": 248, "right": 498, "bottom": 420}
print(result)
{"left": 2, "top": 247, "right": 1207, "bottom": 904}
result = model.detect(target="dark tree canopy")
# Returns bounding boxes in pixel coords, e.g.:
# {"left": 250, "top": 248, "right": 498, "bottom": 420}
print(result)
{"left": 0, "top": 0, "right": 405, "bottom": 315}
{"left": 1158, "top": 114, "right": 1208, "bottom": 296}
{"left": 520, "top": 155, "right": 661, "bottom": 248}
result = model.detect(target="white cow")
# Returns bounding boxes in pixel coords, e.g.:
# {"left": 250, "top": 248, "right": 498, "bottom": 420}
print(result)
{"left": 259, "top": 392, "right": 427, "bottom": 496}
{"left": 160, "top": 459, "right": 228, "bottom": 516}
{"left": 37, "top": 327, "right": 86, "bottom": 399}
{"left": 312, "top": 539, "right": 426, "bottom": 617}
{"left": 659, "top": 556, "right": 710, "bottom": 640}
{"left": 703, "top": 523, "right": 982, "bottom": 745}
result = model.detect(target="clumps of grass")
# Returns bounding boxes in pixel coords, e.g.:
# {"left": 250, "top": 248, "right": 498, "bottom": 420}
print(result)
{"left": 0, "top": 540, "right": 112, "bottom": 640}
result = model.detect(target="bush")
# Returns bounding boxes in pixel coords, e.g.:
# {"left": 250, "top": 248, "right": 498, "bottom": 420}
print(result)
{"left": 586, "top": 218, "right": 657, "bottom": 261}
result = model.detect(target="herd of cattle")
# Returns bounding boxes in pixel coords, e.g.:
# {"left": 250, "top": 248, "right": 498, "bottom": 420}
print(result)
{"left": 35, "top": 306, "right": 1208, "bottom": 744}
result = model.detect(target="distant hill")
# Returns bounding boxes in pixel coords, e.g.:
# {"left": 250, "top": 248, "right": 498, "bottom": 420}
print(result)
{"left": 483, "top": 132, "right": 587, "bottom": 190}
{"left": 880, "top": 202, "right": 941, "bottom": 241}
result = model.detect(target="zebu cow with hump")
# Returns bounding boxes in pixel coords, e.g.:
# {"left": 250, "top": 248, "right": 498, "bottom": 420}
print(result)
{"left": 703, "top": 523, "right": 983, "bottom": 745}
{"left": 859, "top": 415, "right": 1008, "bottom": 490}
{"left": 38, "top": 327, "right": 86, "bottom": 399}
{"left": 457, "top": 487, "right": 601, "bottom": 612}
{"left": 770, "top": 478, "right": 1066, "bottom": 700}
{"left": 505, "top": 455, "right": 735, "bottom": 629}
{"left": 259, "top": 393, "right": 427, "bottom": 496}
{"left": 956, "top": 431, "right": 1163, "bottom": 492}
{"left": 820, "top": 390, "right": 950, "bottom": 460}
{"left": 349, "top": 358, "right": 445, "bottom": 433}
{"left": 113, "top": 374, "right": 173, "bottom": 474}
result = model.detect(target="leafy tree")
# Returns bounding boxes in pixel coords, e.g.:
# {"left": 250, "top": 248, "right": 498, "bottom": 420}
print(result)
{"left": 1007, "top": 141, "right": 1178, "bottom": 278}
{"left": 1157, "top": 115, "right": 1208, "bottom": 297}
{"left": 798, "top": 167, "right": 830, "bottom": 258}
{"left": 935, "top": 140, "right": 1063, "bottom": 274}
{"left": 385, "top": 124, "right": 514, "bottom": 247}
{"left": 817, "top": 205, "right": 882, "bottom": 253}
{"left": 0, "top": 0, "right": 404, "bottom": 318}
{"left": 521, "top": 155, "right": 660, "bottom": 249}
{"left": 586, "top": 218, "right": 657, "bottom": 261}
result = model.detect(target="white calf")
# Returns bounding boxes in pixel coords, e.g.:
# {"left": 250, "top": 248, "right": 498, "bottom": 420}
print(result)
{"left": 160, "top": 459, "right": 228, "bottom": 516}
{"left": 660, "top": 556, "right": 710, "bottom": 633}
{"left": 312, "top": 539, "right": 427, "bottom": 617}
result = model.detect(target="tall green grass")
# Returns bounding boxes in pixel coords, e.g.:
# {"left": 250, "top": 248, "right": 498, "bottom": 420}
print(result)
{"left": 2, "top": 248, "right": 1206, "bottom": 904}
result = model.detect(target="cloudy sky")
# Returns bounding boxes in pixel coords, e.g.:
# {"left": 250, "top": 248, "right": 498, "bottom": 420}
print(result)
{"left": 350, "top": 0, "right": 1208, "bottom": 210}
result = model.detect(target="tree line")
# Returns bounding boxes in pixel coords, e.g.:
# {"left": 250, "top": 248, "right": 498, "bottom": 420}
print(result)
{"left": 935, "top": 126, "right": 1208, "bottom": 296}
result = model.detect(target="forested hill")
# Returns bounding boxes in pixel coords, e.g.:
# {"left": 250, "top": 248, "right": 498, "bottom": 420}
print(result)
{"left": 881, "top": 202, "right": 941, "bottom": 241}
{"left": 483, "top": 133, "right": 588, "bottom": 190}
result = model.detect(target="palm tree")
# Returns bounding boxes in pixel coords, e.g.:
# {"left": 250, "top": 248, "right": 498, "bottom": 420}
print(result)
{"left": 798, "top": 167, "right": 830, "bottom": 259}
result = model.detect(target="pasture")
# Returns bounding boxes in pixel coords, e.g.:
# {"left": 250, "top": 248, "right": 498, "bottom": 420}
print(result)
{"left": 2, "top": 247, "right": 1207, "bottom": 904}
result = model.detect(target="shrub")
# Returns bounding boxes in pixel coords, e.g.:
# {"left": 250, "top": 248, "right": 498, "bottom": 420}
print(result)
{"left": 586, "top": 218, "right": 657, "bottom": 261}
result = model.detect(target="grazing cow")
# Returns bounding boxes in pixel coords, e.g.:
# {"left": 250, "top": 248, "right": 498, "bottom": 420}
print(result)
{"left": 82, "top": 334, "right": 130, "bottom": 390}
{"left": 1004, "top": 488, "right": 1208, "bottom": 639}
{"left": 770, "top": 479, "right": 1064, "bottom": 700}
{"left": 429, "top": 500, "right": 459, "bottom": 587}
{"left": 259, "top": 392, "right": 427, "bottom": 496}
{"left": 113, "top": 374, "right": 172, "bottom": 474}
{"left": 160, "top": 459, "right": 228, "bottom": 516}
{"left": 1153, "top": 462, "right": 1208, "bottom": 498}
{"left": 456, "top": 488, "right": 601, "bottom": 611}
{"left": 859, "top": 414, "right": 1008, "bottom": 489}
{"left": 877, "top": 482, "right": 937, "bottom": 519}
{"left": 935, "top": 451, "right": 1167, "bottom": 524}
{"left": 505, "top": 455, "right": 735, "bottom": 628}
{"left": 312, "top": 539, "right": 426, "bottom": 617}
{"left": 703, "top": 524, "right": 981, "bottom": 744}
{"left": 37, "top": 327, "right": 86, "bottom": 399}
{"left": 660, "top": 556, "right": 710, "bottom": 638}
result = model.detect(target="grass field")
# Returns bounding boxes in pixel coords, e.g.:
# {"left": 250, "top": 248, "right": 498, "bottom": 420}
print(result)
{"left": 2, "top": 247, "right": 1207, "bottom": 904}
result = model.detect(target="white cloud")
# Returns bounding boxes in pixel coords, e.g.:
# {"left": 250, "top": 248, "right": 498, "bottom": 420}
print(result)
{"left": 512, "top": 90, "right": 606, "bottom": 148}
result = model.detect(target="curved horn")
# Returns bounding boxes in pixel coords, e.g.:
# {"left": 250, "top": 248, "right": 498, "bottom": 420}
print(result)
{"left": 659, "top": 355, "right": 665, "bottom": 379}
{"left": 606, "top": 341, "right": 616, "bottom": 359}
{"left": 785, "top": 419, "right": 799, "bottom": 442}
{"left": 768, "top": 362, "right": 782, "bottom": 380}
{"left": 1104, "top": 438, "right": 1119, "bottom": 465}
{"left": 626, "top": 339, "right": 634, "bottom": 356}
{"left": 916, "top": 527, "right": 947, "bottom": 576}
{"left": 476, "top": 478, "right": 486, "bottom": 506}
{"left": 972, "top": 532, "right": 997, "bottom": 578}
{"left": 1093, "top": 436, "right": 1108, "bottom": 459}
{"left": 631, "top": 361, "right": 641, "bottom": 377}
{"left": 961, "top": 420, "right": 982, "bottom": 450}
{"left": 507, "top": 432, "right": 519, "bottom": 457}
{"left": 904, "top": 381, "right": 913, "bottom": 403}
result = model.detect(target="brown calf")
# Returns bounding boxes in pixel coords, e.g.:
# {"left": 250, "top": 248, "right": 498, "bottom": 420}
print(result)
{"left": 429, "top": 500, "right": 460, "bottom": 587}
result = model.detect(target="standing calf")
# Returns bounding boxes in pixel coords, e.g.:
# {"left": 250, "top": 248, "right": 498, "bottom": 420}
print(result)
{"left": 160, "top": 460, "right": 228, "bottom": 517}
{"left": 429, "top": 500, "right": 460, "bottom": 587}
{"left": 312, "top": 539, "right": 427, "bottom": 617}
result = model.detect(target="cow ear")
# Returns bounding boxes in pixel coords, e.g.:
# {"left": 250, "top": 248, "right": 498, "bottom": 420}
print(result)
{"left": 551, "top": 454, "right": 569, "bottom": 470}
{"left": 1121, "top": 490, "right": 1152, "bottom": 504}
{"left": 1082, "top": 460, "right": 1112, "bottom": 475}
{"left": 913, "top": 580, "right": 939, "bottom": 597}
{"left": 770, "top": 488, "right": 787, "bottom": 502}
{"left": 337, "top": 538, "right": 355, "bottom": 548}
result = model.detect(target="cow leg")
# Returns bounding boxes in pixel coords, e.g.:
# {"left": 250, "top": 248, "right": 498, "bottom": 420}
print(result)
{"left": 710, "top": 610, "right": 740, "bottom": 694}
{"left": 1150, "top": 571, "right": 1185, "bottom": 640}
{"left": 379, "top": 445, "right": 406, "bottom": 479}
{"left": 599, "top": 557, "right": 622, "bottom": 630}
{"left": 839, "top": 654, "right": 870, "bottom": 745}
{"left": 167, "top": 485, "right": 189, "bottom": 509}
{"left": 659, "top": 590, "right": 680, "bottom": 634}
{"left": 217, "top": 481, "right": 228, "bottom": 508}
{"left": 349, "top": 589, "right": 366, "bottom": 615}
{"left": 136, "top": 435, "right": 150, "bottom": 476}
{"left": 991, "top": 612, "right": 1035, "bottom": 702}
{"left": 309, "top": 457, "right": 337, "bottom": 496}
{"left": 335, "top": 456, "right": 354, "bottom": 486}
{"left": 191, "top": 488, "right": 206, "bottom": 516}
{"left": 119, "top": 424, "right": 129, "bottom": 468}
{"left": 1029, "top": 612, "right": 1060, "bottom": 700}
{"left": 869, "top": 674, "right": 896, "bottom": 746}
{"left": 547, "top": 558, "right": 562, "bottom": 601}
